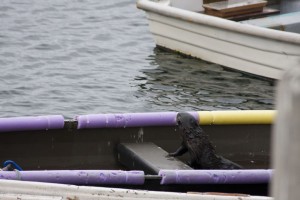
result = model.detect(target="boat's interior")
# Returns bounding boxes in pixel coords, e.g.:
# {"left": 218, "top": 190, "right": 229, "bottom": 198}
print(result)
{"left": 0, "top": 123, "right": 271, "bottom": 195}
{"left": 170, "top": 0, "right": 300, "bottom": 33}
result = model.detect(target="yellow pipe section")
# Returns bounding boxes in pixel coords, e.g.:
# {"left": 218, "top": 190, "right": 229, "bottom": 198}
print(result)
{"left": 198, "top": 110, "right": 276, "bottom": 125}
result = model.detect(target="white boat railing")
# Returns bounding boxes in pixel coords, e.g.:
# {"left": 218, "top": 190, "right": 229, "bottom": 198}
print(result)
{"left": 0, "top": 179, "right": 273, "bottom": 200}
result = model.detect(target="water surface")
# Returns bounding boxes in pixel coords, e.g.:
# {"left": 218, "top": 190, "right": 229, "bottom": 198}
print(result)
{"left": 0, "top": 0, "right": 275, "bottom": 119}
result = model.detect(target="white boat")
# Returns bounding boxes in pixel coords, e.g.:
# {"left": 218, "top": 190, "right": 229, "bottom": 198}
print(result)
{"left": 137, "top": 0, "right": 300, "bottom": 79}
{"left": 0, "top": 179, "right": 273, "bottom": 200}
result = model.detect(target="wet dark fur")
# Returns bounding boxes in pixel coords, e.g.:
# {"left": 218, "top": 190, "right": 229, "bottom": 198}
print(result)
{"left": 169, "top": 112, "right": 242, "bottom": 169}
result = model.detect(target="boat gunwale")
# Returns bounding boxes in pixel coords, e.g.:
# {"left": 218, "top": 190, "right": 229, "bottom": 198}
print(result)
{"left": 137, "top": 0, "right": 300, "bottom": 45}
{"left": 0, "top": 110, "right": 275, "bottom": 133}
{"left": 0, "top": 179, "right": 273, "bottom": 200}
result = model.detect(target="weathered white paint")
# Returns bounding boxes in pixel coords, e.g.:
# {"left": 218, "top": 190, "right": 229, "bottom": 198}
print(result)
{"left": 0, "top": 179, "right": 273, "bottom": 200}
{"left": 137, "top": 0, "right": 300, "bottom": 80}
{"left": 272, "top": 65, "right": 300, "bottom": 199}
{"left": 0, "top": 193, "right": 62, "bottom": 200}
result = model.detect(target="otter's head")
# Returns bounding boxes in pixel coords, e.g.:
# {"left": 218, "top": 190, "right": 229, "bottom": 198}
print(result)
{"left": 176, "top": 112, "right": 199, "bottom": 134}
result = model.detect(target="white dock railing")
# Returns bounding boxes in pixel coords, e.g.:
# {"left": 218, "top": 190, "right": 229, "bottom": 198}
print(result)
{"left": 272, "top": 65, "right": 300, "bottom": 199}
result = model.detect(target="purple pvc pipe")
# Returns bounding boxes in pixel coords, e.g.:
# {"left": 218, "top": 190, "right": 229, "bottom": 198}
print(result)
{"left": 76, "top": 112, "right": 199, "bottom": 129}
{"left": 0, "top": 170, "right": 144, "bottom": 185}
{"left": 159, "top": 169, "right": 273, "bottom": 184}
{"left": 0, "top": 115, "right": 64, "bottom": 132}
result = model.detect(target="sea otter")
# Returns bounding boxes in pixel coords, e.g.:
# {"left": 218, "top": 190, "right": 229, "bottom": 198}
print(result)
{"left": 169, "top": 112, "right": 242, "bottom": 169}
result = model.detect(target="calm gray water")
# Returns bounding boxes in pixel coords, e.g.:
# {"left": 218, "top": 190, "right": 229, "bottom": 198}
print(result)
{"left": 0, "top": 0, "right": 275, "bottom": 119}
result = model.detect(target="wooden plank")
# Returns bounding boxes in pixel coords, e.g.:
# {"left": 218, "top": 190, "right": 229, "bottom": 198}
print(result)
{"left": 204, "top": 0, "right": 224, "bottom": 4}
{"left": 203, "top": 0, "right": 267, "bottom": 11}
{"left": 117, "top": 142, "right": 192, "bottom": 174}
{"left": 227, "top": 7, "right": 280, "bottom": 21}
{"left": 205, "top": 6, "right": 264, "bottom": 17}
{"left": 203, "top": 0, "right": 267, "bottom": 18}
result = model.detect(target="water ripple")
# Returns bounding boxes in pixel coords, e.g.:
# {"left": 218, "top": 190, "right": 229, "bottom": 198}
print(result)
{"left": 0, "top": 0, "right": 275, "bottom": 118}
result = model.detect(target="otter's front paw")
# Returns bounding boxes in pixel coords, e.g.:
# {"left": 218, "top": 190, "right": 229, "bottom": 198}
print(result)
{"left": 167, "top": 152, "right": 177, "bottom": 157}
